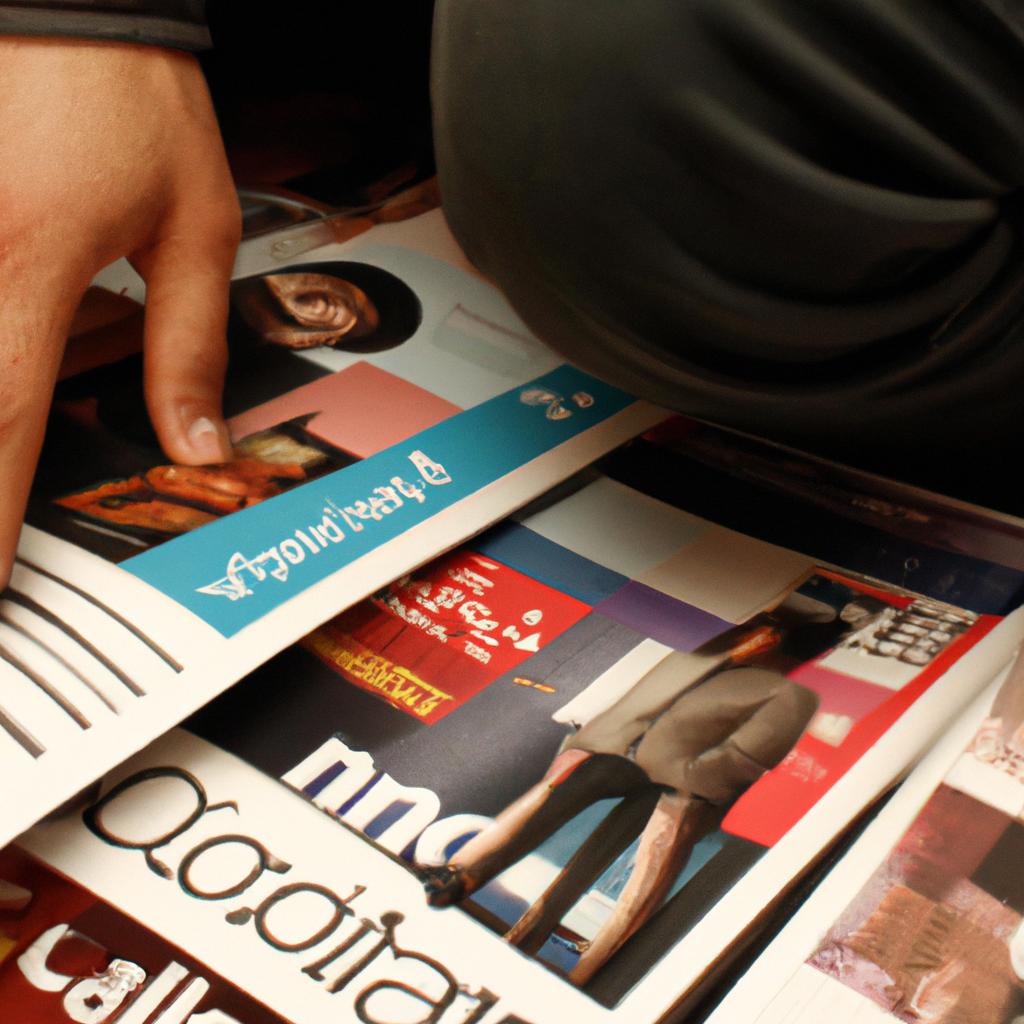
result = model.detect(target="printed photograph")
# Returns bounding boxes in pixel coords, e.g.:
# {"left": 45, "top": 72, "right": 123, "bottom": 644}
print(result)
{"left": 809, "top": 783, "right": 1024, "bottom": 1023}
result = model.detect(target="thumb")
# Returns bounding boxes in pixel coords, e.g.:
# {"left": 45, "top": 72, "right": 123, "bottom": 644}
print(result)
{"left": 134, "top": 211, "right": 240, "bottom": 467}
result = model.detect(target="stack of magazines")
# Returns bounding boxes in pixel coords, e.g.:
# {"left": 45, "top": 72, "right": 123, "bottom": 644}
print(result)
{"left": 3, "top": 184, "right": 1024, "bottom": 1024}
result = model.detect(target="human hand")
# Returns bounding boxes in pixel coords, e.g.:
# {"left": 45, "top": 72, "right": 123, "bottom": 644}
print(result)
{"left": 0, "top": 37, "right": 241, "bottom": 585}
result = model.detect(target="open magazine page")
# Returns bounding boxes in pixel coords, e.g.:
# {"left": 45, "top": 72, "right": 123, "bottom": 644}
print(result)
{"left": 12, "top": 470, "right": 1024, "bottom": 1024}
{"left": 706, "top": 644, "right": 1024, "bottom": 1024}
{"left": 0, "top": 202, "right": 665, "bottom": 847}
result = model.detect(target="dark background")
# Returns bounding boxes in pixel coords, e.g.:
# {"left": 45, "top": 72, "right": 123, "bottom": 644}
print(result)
{"left": 203, "top": 3, "right": 437, "bottom": 205}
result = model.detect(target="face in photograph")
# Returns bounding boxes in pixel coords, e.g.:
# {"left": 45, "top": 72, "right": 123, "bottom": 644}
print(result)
{"left": 231, "top": 260, "right": 422, "bottom": 353}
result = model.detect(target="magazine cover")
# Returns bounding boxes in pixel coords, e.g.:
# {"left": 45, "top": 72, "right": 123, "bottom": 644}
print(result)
{"left": 706, "top": 646, "right": 1024, "bottom": 1024}
{"left": 0, "top": 196, "right": 664, "bottom": 847}
{"left": 16, "top": 470, "right": 1024, "bottom": 1023}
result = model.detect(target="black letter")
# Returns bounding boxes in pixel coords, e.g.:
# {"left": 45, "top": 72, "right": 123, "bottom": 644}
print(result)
{"left": 83, "top": 766, "right": 237, "bottom": 878}
{"left": 178, "top": 834, "right": 291, "bottom": 900}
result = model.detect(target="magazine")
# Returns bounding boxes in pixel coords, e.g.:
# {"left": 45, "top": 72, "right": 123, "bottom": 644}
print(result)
{"left": 8, "top": 435, "right": 1024, "bottom": 1024}
{"left": 704, "top": 652, "right": 1024, "bottom": 1023}
{"left": 0, "top": 194, "right": 664, "bottom": 847}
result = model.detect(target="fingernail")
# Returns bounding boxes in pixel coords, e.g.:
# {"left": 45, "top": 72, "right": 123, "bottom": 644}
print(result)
{"left": 186, "top": 415, "right": 232, "bottom": 463}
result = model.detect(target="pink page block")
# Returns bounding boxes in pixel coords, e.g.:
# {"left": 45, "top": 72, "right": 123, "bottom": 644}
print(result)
{"left": 228, "top": 361, "right": 462, "bottom": 458}
{"left": 788, "top": 662, "right": 892, "bottom": 720}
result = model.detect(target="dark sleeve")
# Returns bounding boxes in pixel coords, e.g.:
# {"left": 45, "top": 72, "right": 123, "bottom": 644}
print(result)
{"left": 431, "top": 0, "right": 1024, "bottom": 477}
{"left": 0, "top": 1, "right": 210, "bottom": 49}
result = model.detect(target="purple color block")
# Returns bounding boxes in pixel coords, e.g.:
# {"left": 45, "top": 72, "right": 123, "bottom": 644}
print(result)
{"left": 595, "top": 581, "right": 732, "bottom": 651}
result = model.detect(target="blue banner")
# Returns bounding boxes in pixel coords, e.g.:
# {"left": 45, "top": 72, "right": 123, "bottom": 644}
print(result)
{"left": 124, "top": 366, "right": 636, "bottom": 636}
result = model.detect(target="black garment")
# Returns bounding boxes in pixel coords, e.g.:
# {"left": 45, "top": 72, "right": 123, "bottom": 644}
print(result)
{"left": 432, "top": 0, "right": 1024, "bottom": 497}
{"left": 0, "top": 1, "right": 208, "bottom": 50}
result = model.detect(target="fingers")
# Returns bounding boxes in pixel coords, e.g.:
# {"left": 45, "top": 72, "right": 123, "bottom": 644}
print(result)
{"left": 0, "top": 283, "right": 81, "bottom": 587}
{"left": 134, "top": 202, "right": 241, "bottom": 467}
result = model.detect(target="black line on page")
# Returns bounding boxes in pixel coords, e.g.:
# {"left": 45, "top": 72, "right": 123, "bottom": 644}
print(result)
{"left": 3, "top": 590, "right": 146, "bottom": 698}
{"left": 0, "top": 640, "right": 91, "bottom": 729}
{"left": 14, "top": 557, "right": 184, "bottom": 673}
{"left": 0, "top": 703, "right": 45, "bottom": 758}
{"left": 0, "top": 612, "right": 120, "bottom": 714}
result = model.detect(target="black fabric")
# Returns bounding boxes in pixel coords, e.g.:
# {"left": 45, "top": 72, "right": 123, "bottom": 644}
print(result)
{"left": 432, "top": 0, "right": 1024, "bottom": 498}
{"left": 0, "top": 1, "right": 209, "bottom": 49}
